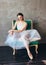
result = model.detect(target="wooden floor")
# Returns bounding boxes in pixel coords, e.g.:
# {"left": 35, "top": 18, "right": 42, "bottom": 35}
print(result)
{"left": 0, "top": 44, "right": 46, "bottom": 65}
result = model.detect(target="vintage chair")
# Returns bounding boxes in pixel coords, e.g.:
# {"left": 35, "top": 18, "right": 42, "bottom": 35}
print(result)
{"left": 12, "top": 20, "right": 39, "bottom": 54}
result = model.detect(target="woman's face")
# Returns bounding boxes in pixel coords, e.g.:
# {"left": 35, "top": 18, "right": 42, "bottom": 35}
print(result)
{"left": 17, "top": 15, "right": 23, "bottom": 21}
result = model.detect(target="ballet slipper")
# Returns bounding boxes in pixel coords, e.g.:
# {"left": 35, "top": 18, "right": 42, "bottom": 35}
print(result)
{"left": 28, "top": 52, "right": 33, "bottom": 60}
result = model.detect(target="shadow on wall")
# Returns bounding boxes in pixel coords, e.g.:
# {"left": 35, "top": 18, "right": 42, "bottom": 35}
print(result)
{"left": 33, "top": 19, "right": 46, "bottom": 43}
{"left": 33, "top": 19, "right": 42, "bottom": 35}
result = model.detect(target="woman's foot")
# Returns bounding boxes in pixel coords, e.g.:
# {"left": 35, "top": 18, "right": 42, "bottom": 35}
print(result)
{"left": 28, "top": 52, "right": 33, "bottom": 60}
{"left": 13, "top": 49, "right": 15, "bottom": 55}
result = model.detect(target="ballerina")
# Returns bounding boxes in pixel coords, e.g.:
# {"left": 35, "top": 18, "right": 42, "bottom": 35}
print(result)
{"left": 5, "top": 13, "right": 41, "bottom": 60}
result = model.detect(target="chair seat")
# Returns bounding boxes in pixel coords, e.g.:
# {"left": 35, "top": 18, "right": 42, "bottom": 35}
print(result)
{"left": 29, "top": 41, "right": 39, "bottom": 45}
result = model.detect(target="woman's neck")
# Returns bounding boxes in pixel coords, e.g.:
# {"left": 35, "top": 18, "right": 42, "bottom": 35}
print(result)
{"left": 18, "top": 20, "right": 24, "bottom": 23}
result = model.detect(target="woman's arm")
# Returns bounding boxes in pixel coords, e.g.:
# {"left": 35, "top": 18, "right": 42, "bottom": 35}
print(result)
{"left": 8, "top": 21, "right": 17, "bottom": 33}
{"left": 12, "top": 21, "right": 17, "bottom": 30}
{"left": 12, "top": 21, "right": 14, "bottom": 29}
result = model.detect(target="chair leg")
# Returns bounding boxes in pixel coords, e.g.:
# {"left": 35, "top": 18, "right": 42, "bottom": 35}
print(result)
{"left": 35, "top": 45, "right": 38, "bottom": 54}
{"left": 13, "top": 49, "right": 15, "bottom": 55}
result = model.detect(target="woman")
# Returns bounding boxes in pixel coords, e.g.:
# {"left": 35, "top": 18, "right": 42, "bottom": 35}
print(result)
{"left": 5, "top": 13, "right": 41, "bottom": 60}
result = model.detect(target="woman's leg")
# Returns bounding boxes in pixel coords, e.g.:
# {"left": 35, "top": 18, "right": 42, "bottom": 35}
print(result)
{"left": 24, "top": 42, "right": 33, "bottom": 60}
{"left": 22, "top": 38, "right": 33, "bottom": 60}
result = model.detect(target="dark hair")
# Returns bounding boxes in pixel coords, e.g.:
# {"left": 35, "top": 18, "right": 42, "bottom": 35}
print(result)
{"left": 17, "top": 13, "right": 24, "bottom": 20}
{"left": 17, "top": 13, "right": 24, "bottom": 17}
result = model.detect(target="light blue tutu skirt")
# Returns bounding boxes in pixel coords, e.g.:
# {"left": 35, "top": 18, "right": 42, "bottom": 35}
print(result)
{"left": 5, "top": 29, "right": 41, "bottom": 49}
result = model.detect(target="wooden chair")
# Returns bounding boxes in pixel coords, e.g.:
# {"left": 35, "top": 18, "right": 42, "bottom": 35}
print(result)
{"left": 12, "top": 20, "right": 39, "bottom": 54}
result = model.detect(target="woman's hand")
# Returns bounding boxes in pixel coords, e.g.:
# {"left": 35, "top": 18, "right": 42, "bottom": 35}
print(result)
{"left": 8, "top": 29, "right": 14, "bottom": 35}
{"left": 8, "top": 30, "right": 12, "bottom": 33}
